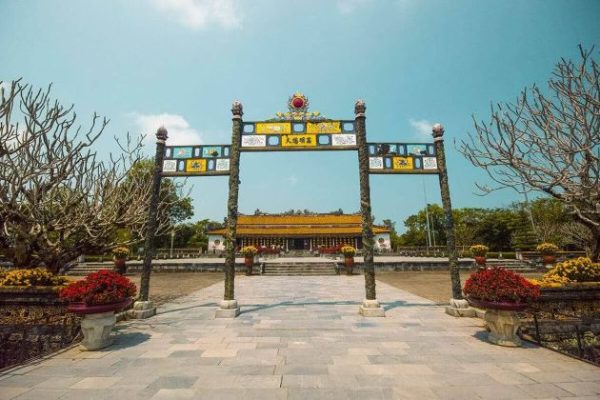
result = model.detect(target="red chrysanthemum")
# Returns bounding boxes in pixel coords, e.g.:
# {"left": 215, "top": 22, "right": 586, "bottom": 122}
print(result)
{"left": 463, "top": 267, "right": 540, "bottom": 303}
{"left": 59, "top": 269, "right": 137, "bottom": 305}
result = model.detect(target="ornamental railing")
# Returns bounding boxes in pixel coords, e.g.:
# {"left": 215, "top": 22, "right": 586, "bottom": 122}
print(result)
{"left": 519, "top": 286, "right": 600, "bottom": 366}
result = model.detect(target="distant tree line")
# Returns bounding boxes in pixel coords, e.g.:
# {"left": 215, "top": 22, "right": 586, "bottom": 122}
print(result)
{"left": 391, "top": 198, "right": 588, "bottom": 253}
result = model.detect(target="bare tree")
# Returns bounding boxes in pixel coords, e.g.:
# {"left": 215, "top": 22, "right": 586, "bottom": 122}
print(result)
{"left": 459, "top": 46, "right": 600, "bottom": 261}
{"left": 0, "top": 79, "right": 177, "bottom": 272}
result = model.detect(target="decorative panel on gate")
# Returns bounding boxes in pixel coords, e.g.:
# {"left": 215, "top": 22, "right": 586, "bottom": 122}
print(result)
{"left": 240, "top": 93, "right": 357, "bottom": 151}
{"left": 367, "top": 142, "right": 439, "bottom": 174}
{"left": 162, "top": 145, "right": 231, "bottom": 176}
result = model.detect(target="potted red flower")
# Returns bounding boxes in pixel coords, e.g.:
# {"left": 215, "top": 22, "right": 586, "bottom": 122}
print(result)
{"left": 464, "top": 267, "right": 540, "bottom": 347}
{"left": 341, "top": 245, "right": 356, "bottom": 275}
{"left": 60, "top": 270, "right": 136, "bottom": 350}
{"left": 240, "top": 246, "right": 258, "bottom": 275}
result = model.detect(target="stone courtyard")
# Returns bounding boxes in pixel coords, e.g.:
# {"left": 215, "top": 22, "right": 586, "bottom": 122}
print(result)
{"left": 1, "top": 275, "right": 598, "bottom": 400}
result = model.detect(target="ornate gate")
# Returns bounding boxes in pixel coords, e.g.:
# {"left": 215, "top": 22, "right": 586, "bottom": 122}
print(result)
{"left": 133, "top": 94, "right": 465, "bottom": 319}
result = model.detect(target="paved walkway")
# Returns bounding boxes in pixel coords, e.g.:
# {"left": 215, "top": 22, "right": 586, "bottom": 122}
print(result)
{"left": 1, "top": 276, "right": 598, "bottom": 400}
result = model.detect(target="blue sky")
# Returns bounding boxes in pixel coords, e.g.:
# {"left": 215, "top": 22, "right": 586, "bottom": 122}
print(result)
{"left": 2, "top": 0, "right": 599, "bottom": 232}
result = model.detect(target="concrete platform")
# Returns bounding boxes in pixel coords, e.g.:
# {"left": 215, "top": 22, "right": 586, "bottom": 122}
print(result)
{"left": 1, "top": 276, "right": 597, "bottom": 399}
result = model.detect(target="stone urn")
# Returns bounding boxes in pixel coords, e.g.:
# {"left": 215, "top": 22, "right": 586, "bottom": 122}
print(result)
{"left": 344, "top": 256, "right": 354, "bottom": 275}
{"left": 244, "top": 256, "right": 254, "bottom": 275}
{"left": 467, "top": 298, "right": 527, "bottom": 347}
{"left": 67, "top": 298, "right": 132, "bottom": 350}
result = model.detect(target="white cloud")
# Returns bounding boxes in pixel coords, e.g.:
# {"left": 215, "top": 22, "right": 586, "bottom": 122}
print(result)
{"left": 409, "top": 119, "right": 433, "bottom": 137}
{"left": 153, "top": 0, "right": 242, "bottom": 30}
{"left": 285, "top": 175, "right": 298, "bottom": 186}
{"left": 337, "top": 0, "right": 373, "bottom": 14}
{"left": 132, "top": 113, "right": 202, "bottom": 145}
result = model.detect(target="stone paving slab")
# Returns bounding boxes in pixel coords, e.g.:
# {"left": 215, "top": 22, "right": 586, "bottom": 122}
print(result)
{"left": 1, "top": 275, "right": 598, "bottom": 400}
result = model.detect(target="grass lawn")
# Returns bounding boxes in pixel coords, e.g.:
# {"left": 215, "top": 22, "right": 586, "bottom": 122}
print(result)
{"left": 376, "top": 270, "right": 542, "bottom": 305}
{"left": 126, "top": 272, "right": 224, "bottom": 306}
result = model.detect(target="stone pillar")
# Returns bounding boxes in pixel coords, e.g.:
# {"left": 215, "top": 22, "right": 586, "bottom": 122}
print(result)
{"left": 432, "top": 124, "right": 475, "bottom": 317}
{"left": 216, "top": 101, "right": 243, "bottom": 318}
{"left": 132, "top": 127, "right": 167, "bottom": 319}
{"left": 355, "top": 99, "right": 385, "bottom": 317}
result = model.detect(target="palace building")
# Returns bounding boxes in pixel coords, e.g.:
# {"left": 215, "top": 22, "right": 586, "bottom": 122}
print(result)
{"left": 207, "top": 213, "right": 391, "bottom": 252}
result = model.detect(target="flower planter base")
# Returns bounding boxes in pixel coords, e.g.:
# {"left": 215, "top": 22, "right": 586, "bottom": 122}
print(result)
{"left": 80, "top": 311, "right": 116, "bottom": 350}
{"left": 484, "top": 309, "right": 521, "bottom": 347}
{"left": 359, "top": 299, "right": 385, "bottom": 317}
{"left": 215, "top": 299, "right": 240, "bottom": 318}
{"left": 445, "top": 298, "right": 476, "bottom": 317}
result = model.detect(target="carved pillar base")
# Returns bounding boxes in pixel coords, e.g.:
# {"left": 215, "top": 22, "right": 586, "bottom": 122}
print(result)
{"left": 484, "top": 309, "right": 522, "bottom": 347}
{"left": 359, "top": 299, "right": 385, "bottom": 317}
{"left": 129, "top": 300, "right": 157, "bottom": 319}
{"left": 445, "top": 298, "right": 476, "bottom": 317}
{"left": 215, "top": 299, "right": 240, "bottom": 318}
{"left": 80, "top": 311, "right": 116, "bottom": 350}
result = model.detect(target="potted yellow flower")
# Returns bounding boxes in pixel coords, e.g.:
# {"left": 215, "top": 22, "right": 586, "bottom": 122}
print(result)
{"left": 536, "top": 243, "right": 559, "bottom": 266}
{"left": 111, "top": 246, "right": 129, "bottom": 275}
{"left": 469, "top": 244, "right": 489, "bottom": 267}
{"left": 341, "top": 245, "right": 356, "bottom": 275}
{"left": 240, "top": 246, "right": 258, "bottom": 275}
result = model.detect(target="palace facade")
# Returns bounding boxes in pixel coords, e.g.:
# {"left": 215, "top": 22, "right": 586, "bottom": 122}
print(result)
{"left": 207, "top": 213, "right": 391, "bottom": 252}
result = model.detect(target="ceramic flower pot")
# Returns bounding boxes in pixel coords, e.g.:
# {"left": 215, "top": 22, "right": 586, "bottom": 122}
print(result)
{"left": 68, "top": 298, "right": 132, "bottom": 350}
{"left": 344, "top": 256, "right": 354, "bottom": 275}
{"left": 244, "top": 256, "right": 254, "bottom": 275}
{"left": 114, "top": 258, "right": 127, "bottom": 275}
{"left": 542, "top": 255, "right": 556, "bottom": 266}
{"left": 467, "top": 298, "right": 527, "bottom": 347}
{"left": 474, "top": 256, "right": 487, "bottom": 267}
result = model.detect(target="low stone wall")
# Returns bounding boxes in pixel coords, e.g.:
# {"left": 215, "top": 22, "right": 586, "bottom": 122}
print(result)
{"left": 0, "top": 287, "right": 80, "bottom": 370}
{"left": 85, "top": 260, "right": 476, "bottom": 274}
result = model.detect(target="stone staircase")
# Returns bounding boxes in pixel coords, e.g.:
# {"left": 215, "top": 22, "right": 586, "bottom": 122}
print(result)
{"left": 63, "top": 262, "right": 113, "bottom": 276}
{"left": 262, "top": 262, "right": 338, "bottom": 276}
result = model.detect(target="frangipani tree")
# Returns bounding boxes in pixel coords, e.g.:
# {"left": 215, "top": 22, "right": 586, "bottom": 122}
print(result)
{"left": 459, "top": 46, "right": 600, "bottom": 261}
{"left": 0, "top": 79, "right": 181, "bottom": 272}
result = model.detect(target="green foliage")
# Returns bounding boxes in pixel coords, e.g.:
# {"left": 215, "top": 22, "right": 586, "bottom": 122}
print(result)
{"left": 127, "top": 159, "right": 194, "bottom": 225}
{"left": 396, "top": 197, "right": 585, "bottom": 252}
{"left": 154, "top": 219, "right": 222, "bottom": 249}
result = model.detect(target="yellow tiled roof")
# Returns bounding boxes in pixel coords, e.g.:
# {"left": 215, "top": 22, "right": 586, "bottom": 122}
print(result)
{"left": 236, "top": 214, "right": 363, "bottom": 225}
{"left": 208, "top": 214, "right": 390, "bottom": 237}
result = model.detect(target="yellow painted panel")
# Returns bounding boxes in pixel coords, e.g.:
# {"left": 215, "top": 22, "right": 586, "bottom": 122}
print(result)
{"left": 186, "top": 159, "right": 207, "bottom": 172}
{"left": 392, "top": 156, "right": 414, "bottom": 170}
{"left": 255, "top": 122, "right": 291, "bottom": 134}
{"left": 306, "top": 121, "right": 341, "bottom": 134}
{"left": 281, "top": 134, "right": 317, "bottom": 147}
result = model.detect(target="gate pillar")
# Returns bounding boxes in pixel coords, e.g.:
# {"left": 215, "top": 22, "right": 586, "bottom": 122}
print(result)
{"left": 216, "top": 101, "right": 244, "bottom": 318}
{"left": 432, "top": 124, "right": 475, "bottom": 317}
{"left": 355, "top": 99, "right": 385, "bottom": 317}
